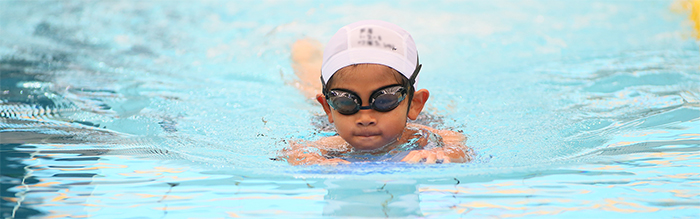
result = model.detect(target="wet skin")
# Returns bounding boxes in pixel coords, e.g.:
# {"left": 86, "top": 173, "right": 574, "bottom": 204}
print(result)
{"left": 317, "top": 64, "right": 427, "bottom": 151}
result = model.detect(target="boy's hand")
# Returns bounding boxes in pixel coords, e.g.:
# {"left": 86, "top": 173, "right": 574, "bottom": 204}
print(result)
{"left": 401, "top": 124, "right": 473, "bottom": 164}
{"left": 400, "top": 147, "right": 469, "bottom": 164}
{"left": 401, "top": 149, "right": 452, "bottom": 164}
{"left": 319, "top": 158, "right": 351, "bottom": 166}
{"left": 281, "top": 139, "right": 350, "bottom": 166}
{"left": 283, "top": 149, "right": 350, "bottom": 166}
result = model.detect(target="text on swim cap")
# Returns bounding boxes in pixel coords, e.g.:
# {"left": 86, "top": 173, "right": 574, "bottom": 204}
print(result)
{"left": 349, "top": 26, "right": 405, "bottom": 56}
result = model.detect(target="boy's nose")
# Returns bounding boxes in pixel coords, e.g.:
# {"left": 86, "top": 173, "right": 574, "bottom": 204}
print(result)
{"left": 355, "top": 110, "right": 376, "bottom": 126}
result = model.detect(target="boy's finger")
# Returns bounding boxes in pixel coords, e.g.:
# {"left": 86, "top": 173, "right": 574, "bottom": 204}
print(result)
{"left": 399, "top": 152, "right": 410, "bottom": 162}
{"left": 329, "top": 158, "right": 350, "bottom": 164}
{"left": 436, "top": 153, "right": 447, "bottom": 164}
{"left": 425, "top": 153, "right": 437, "bottom": 164}
{"left": 320, "top": 159, "right": 349, "bottom": 166}
{"left": 401, "top": 152, "right": 421, "bottom": 163}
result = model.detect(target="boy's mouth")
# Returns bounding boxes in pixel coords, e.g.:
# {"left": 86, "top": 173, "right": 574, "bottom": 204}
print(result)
{"left": 354, "top": 131, "right": 381, "bottom": 137}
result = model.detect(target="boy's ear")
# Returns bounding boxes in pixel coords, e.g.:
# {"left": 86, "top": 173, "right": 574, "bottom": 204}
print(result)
{"left": 316, "top": 94, "right": 334, "bottom": 123}
{"left": 408, "top": 89, "right": 429, "bottom": 120}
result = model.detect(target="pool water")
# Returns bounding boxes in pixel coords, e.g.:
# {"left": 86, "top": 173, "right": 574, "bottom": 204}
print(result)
{"left": 1, "top": 0, "right": 699, "bottom": 218}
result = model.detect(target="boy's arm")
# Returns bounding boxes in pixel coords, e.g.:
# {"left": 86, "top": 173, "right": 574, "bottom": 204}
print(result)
{"left": 291, "top": 38, "right": 324, "bottom": 99}
{"left": 401, "top": 124, "right": 473, "bottom": 164}
{"left": 281, "top": 136, "right": 351, "bottom": 166}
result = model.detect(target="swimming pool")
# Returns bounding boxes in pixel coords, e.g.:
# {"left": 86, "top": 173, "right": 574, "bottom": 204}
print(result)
{"left": 1, "top": 0, "right": 699, "bottom": 218}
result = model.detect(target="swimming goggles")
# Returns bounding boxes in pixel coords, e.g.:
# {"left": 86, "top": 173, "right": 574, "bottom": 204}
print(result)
{"left": 320, "top": 55, "right": 422, "bottom": 115}
{"left": 325, "top": 84, "right": 407, "bottom": 115}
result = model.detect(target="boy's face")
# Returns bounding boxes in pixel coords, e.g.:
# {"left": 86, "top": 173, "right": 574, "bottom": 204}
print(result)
{"left": 318, "top": 64, "right": 413, "bottom": 151}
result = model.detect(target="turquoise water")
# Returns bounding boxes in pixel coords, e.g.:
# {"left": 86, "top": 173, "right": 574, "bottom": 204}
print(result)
{"left": 1, "top": 0, "right": 699, "bottom": 218}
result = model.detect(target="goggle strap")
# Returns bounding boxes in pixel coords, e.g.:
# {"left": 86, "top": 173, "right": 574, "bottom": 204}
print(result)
{"left": 320, "top": 75, "right": 328, "bottom": 96}
{"left": 409, "top": 64, "right": 421, "bottom": 86}
{"left": 408, "top": 55, "right": 421, "bottom": 86}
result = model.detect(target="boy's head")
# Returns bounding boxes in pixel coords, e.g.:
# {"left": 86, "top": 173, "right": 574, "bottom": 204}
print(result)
{"left": 320, "top": 20, "right": 420, "bottom": 91}
{"left": 316, "top": 20, "right": 430, "bottom": 151}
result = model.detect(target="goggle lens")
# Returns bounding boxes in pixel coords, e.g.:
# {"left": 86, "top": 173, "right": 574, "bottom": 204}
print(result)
{"left": 373, "top": 93, "right": 400, "bottom": 110}
{"left": 330, "top": 95, "right": 360, "bottom": 114}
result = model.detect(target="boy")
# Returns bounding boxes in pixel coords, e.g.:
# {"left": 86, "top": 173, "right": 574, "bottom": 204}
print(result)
{"left": 283, "top": 20, "right": 472, "bottom": 165}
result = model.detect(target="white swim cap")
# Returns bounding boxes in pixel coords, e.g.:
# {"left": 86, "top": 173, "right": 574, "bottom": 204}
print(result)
{"left": 321, "top": 20, "right": 420, "bottom": 89}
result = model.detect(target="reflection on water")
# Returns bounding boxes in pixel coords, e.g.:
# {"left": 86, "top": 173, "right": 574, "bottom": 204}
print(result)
{"left": 1, "top": 0, "right": 700, "bottom": 218}
{"left": 1, "top": 144, "right": 42, "bottom": 218}
{"left": 322, "top": 179, "right": 422, "bottom": 217}
{"left": 420, "top": 149, "right": 700, "bottom": 218}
